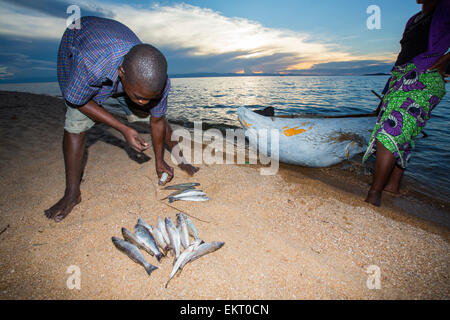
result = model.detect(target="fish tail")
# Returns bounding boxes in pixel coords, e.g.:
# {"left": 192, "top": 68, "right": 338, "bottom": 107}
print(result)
{"left": 144, "top": 264, "right": 158, "bottom": 276}
{"left": 156, "top": 253, "right": 163, "bottom": 262}
{"left": 168, "top": 196, "right": 175, "bottom": 203}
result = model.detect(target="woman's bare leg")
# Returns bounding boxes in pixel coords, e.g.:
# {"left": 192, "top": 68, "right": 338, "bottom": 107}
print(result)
{"left": 383, "top": 165, "right": 404, "bottom": 195}
{"left": 365, "top": 139, "right": 396, "bottom": 206}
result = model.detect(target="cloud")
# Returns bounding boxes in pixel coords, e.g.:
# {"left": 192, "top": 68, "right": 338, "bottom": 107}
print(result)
{"left": 112, "top": 3, "right": 363, "bottom": 71}
{"left": 0, "top": 0, "right": 111, "bottom": 19}
{"left": 0, "top": 1, "right": 66, "bottom": 39}
{"left": 0, "top": 0, "right": 111, "bottom": 39}
{"left": 287, "top": 60, "right": 393, "bottom": 75}
{"left": 0, "top": 66, "right": 14, "bottom": 79}
{"left": 0, "top": 0, "right": 396, "bottom": 76}
{"left": 0, "top": 51, "right": 56, "bottom": 82}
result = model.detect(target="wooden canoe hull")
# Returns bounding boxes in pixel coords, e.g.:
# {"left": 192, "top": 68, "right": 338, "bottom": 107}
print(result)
{"left": 237, "top": 107, "right": 377, "bottom": 167}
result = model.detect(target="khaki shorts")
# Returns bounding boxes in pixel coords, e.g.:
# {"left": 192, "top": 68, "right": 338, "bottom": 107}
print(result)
{"left": 64, "top": 96, "right": 150, "bottom": 134}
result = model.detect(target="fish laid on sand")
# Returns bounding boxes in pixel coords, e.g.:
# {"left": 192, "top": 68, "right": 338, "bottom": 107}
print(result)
{"left": 180, "top": 213, "right": 200, "bottom": 240}
{"left": 150, "top": 224, "right": 169, "bottom": 254}
{"left": 157, "top": 217, "right": 171, "bottom": 246}
{"left": 162, "top": 188, "right": 204, "bottom": 200}
{"left": 111, "top": 237, "right": 158, "bottom": 276}
{"left": 164, "top": 182, "right": 200, "bottom": 190}
{"left": 121, "top": 227, "right": 156, "bottom": 258}
{"left": 179, "top": 241, "right": 225, "bottom": 270}
{"left": 136, "top": 218, "right": 152, "bottom": 232}
{"left": 176, "top": 213, "right": 190, "bottom": 249}
{"left": 169, "top": 195, "right": 210, "bottom": 203}
{"left": 165, "top": 241, "right": 225, "bottom": 288}
{"left": 165, "top": 239, "right": 203, "bottom": 288}
{"left": 165, "top": 217, "right": 181, "bottom": 259}
{"left": 137, "top": 218, "right": 169, "bottom": 255}
{"left": 168, "top": 190, "right": 207, "bottom": 203}
{"left": 134, "top": 223, "right": 164, "bottom": 262}
{"left": 113, "top": 210, "right": 223, "bottom": 285}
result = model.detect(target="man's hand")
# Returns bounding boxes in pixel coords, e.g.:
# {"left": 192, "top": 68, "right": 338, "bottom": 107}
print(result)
{"left": 429, "top": 52, "right": 450, "bottom": 83}
{"left": 156, "top": 159, "right": 174, "bottom": 185}
{"left": 122, "top": 126, "right": 149, "bottom": 153}
{"left": 78, "top": 100, "right": 149, "bottom": 153}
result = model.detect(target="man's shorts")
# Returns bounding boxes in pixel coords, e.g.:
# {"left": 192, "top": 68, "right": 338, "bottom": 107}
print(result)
{"left": 64, "top": 96, "right": 151, "bottom": 134}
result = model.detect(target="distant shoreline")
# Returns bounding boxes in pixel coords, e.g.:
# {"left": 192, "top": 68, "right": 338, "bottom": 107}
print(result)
{"left": 0, "top": 73, "right": 392, "bottom": 84}
{"left": 362, "top": 72, "right": 391, "bottom": 76}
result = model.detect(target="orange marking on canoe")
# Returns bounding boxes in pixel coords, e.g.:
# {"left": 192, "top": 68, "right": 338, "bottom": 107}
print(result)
{"left": 283, "top": 126, "right": 309, "bottom": 137}
{"left": 241, "top": 119, "right": 252, "bottom": 128}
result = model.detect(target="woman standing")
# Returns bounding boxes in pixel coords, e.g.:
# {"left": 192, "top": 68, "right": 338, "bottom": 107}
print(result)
{"left": 363, "top": 0, "right": 449, "bottom": 206}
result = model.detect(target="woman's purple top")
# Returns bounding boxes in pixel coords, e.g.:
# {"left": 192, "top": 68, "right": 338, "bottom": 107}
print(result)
{"left": 405, "top": 0, "right": 450, "bottom": 73}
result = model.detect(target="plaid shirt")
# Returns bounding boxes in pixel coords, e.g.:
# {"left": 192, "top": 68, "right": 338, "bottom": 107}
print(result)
{"left": 57, "top": 16, "right": 169, "bottom": 117}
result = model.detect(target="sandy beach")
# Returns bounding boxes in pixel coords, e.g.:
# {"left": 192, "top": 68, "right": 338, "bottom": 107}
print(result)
{"left": 0, "top": 91, "right": 448, "bottom": 300}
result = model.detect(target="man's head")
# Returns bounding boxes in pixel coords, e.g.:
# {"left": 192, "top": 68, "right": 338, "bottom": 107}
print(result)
{"left": 119, "top": 44, "right": 167, "bottom": 106}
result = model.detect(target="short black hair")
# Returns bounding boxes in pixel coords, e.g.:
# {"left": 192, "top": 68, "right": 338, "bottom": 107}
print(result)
{"left": 122, "top": 44, "right": 167, "bottom": 93}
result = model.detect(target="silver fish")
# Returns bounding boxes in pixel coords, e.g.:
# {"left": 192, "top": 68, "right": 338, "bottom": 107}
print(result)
{"left": 180, "top": 213, "right": 200, "bottom": 240}
{"left": 134, "top": 224, "right": 164, "bottom": 262}
{"left": 136, "top": 218, "right": 152, "bottom": 232}
{"left": 137, "top": 218, "right": 169, "bottom": 255}
{"left": 171, "top": 190, "right": 206, "bottom": 199}
{"left": 169, "top": 195, "right": 210, "bottom": 203}
{"left": 164, "top": 183, "right": 200, "bottom": 190}
{"left": 165, "top": 217, "right": 181, "bottom": 259}
{"left": 157, "top": 217, "right": 171, "bottom": 246}
{"left": 179, "top": 241, "right": 225, "bottom": 270}
{"left": 111, "top": 237, "right": 158, "bottom": 276}
{"left": 165, "top": 239, "right": 203, "bottom": 288}
{"left": 150, "top": 224, "right": 169, "bottom": 254}
{"left": 162, "top": 188, "right": 204, "bottom": 200}
{"left": 176, "top": 213, "right": 190, "bottom": 249}
{"left": 121, "top": 227, "right": 153, "bottom": 255}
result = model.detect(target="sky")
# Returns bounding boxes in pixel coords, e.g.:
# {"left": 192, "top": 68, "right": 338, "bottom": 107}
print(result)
{"left": 0, "top": 0, "right": 423, "bottom": 83}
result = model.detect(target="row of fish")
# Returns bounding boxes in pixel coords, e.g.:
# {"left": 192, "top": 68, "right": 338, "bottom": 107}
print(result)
{"left": 111, "top": 212, "right": 224, "bottom": 287}
{"left": 162, "top": 182, "right": 210, "bottom": 203}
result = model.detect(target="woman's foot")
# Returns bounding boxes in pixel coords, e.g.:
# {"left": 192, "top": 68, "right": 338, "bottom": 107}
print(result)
{"left": 365, "top": 189, "right": 382, "bottom": 207}
{"left": 383, "top": 184, "right": 401, "bottom": 196}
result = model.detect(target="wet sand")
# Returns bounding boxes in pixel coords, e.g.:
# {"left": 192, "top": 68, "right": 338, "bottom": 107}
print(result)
{"left": 0, "top": 91, "right": 448, "bottom": 299}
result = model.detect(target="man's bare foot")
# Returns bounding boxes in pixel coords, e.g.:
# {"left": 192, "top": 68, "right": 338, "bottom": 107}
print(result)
{"left": 178, "top": 163, "right": 200, "bottom": 176}
{"left": 44, "top": 191, "right": 81, "bottom": 222}
{"left": 365, "top": 189, "right": 382, "bottom": 207}
{"left": 383, "top": 184, "right": 400, "bottom": 196}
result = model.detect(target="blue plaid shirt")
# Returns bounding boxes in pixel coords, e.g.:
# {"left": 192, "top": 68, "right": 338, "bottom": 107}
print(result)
{"left": 57, "top": 16, "right": 169, "bottom": 117}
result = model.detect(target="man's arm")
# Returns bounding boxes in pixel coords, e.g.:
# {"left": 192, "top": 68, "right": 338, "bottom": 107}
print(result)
{"left": 77, "top": 99, "right": 149, "bottom": 152}
{"left": 150, "top": 116, "right": 174, "bottom": 184}
{"left": 162, "top": 118, "right": 199, "bottom": 176}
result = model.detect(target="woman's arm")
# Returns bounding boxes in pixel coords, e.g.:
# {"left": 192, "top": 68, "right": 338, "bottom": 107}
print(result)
{"left": 429, "top": 52, "right": 450, "bottom": 82}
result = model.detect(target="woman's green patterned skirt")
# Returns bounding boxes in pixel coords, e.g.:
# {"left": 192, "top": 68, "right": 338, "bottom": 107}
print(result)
{"left": 363, "top": 63, "right": 446, "bottom": 168}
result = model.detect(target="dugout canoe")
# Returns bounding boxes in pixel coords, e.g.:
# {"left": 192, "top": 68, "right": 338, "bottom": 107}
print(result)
{"left": 236, "top": 107, "right": 377, "bottom": 167}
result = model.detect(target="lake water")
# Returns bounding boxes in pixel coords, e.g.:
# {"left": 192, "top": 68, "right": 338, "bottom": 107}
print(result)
{"left": 1, "top": 76, "right": 449, "bottom": 200}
